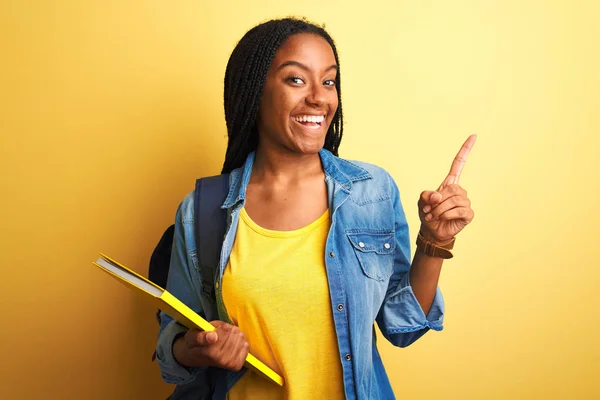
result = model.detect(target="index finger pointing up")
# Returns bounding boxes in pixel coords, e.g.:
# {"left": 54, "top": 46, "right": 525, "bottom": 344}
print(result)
{"left": 440, "top": 134, "right": 477, "bottom": 188}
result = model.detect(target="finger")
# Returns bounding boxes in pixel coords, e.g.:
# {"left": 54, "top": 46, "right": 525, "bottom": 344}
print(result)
{"left": 229, "top": 332, "right": 249, "bottom": 371}
{"left": 428, "top": 196, "right": 471, "bottom": 221}
{"left": 210, "top": 320, "right": 227, "bottom": 328}
{"left": 234, "top": 341, "right": 250, "bottom": 371}
{"left": 221, "top": 324, "right": 244, "bottom": 352}
{"left": 222, "top": 328, "right": 246, "bottom": 370}
{"left": 188, "top": 329, "right": 219, "bottom": 347}
{"left": 189, "top": 320, "right": 226, "bottom": 347}
{"left": 424, "top": 185, "right": 466, "bottom": 215}
{"left": 440, "top": 134, "right": 477, "bottom": 189}
{"left": 431, "top": 184, "right": 467, "bottom": 208}
{"left": 437, "top": 206, "right": 475, "bottom": 223}
{"left": 419, "top": 190, "right": 443, "bottom": 214}
{"left": 214, "top": 322, "right": 234, "bottom": 348}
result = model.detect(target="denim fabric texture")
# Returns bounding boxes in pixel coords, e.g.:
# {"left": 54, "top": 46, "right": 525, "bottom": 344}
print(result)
{"left": 155, "top": 149, "right": 444, "bottom": 400}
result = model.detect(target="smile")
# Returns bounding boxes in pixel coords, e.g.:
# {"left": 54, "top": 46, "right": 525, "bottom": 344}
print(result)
{"left": 292, "top": 115, "right": 325, "bottom": 130}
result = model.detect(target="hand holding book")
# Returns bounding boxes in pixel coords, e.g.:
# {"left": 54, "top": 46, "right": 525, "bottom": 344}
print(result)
{"left": 92, "top": 253, "right": 284, "bottom": 386}
{"left": 173, "top": 321, "right": 250, "bottom": 371}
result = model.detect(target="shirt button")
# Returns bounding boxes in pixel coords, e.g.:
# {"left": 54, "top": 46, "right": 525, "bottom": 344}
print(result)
{"left": 344, "top": 354, "right": 352, "bottom": 361}
{"left": 329, "top": 251, "right": 335, "bottom": 258}
{"left": 215, "top": 282, "right": 220, "bottom": 289}
{"left": 337, "top": 304, "right": 344, "bottom": 311}
{"left": 358, "top": 242, "right": 365, "bottom": 248}
{"left": 384, "top": 243, "right": 391, "bottom": 249}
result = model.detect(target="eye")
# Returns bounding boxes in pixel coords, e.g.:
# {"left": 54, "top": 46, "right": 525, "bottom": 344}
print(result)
{"left": 287, "top": 76, "right": 305, "bottom": 85}
{"left": 324, "top": 79, "right": 336, "bottom": 87}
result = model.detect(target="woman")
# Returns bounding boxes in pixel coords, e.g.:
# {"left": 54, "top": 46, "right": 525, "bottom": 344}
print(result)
{"left": 155, "top": 17, "right": 475, "bottom": 400}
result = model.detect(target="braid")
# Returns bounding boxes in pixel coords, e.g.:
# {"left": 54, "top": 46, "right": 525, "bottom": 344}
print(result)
{"left": 221, "top": 17, "right": 344, "bottom": 174}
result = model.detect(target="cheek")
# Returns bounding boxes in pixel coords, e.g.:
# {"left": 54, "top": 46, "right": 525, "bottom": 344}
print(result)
{"left": 329, "top": 92, "right": 339, "bottom": 118}
{"left": 258, "top": 85, "right": 283, "bottom": 129}
{"left": 273, "top": 90, "right": 300, "bottom": 119}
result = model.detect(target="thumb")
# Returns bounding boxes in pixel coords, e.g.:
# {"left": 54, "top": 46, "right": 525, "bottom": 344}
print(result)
{"left": 189, "top": 329, "right": 219, "bottom": 347}
{"left": 204, "top": 331, "right": 218, "bottom": 344}
{"left": 419, "top": 190, "right": 442, "bottom": 214}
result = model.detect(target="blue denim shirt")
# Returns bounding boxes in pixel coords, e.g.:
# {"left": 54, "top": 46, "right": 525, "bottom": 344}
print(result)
{"left": 155, "top": 149, "right": 444, "bottom": 399}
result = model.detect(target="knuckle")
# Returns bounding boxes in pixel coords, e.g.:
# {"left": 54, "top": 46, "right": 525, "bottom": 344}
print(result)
{"left": 204, "top": 351, "right": 217, "bottom": 364}
{"left": 218, "top": 356, "right": 230, "bottom": 369}
{"left": 188, "top": 332, "right": 201, "bottom": 346}
{"left": 205, "top": 345, "right": 218, "bottom": 357}
{"left": 195, "top": 331, "right": 206, "bottom": 342}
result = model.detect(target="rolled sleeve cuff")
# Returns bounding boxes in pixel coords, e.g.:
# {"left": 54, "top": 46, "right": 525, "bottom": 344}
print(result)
{"left": 156, "top": 320, "right": 206, "bottom": 385}
{"left": 379, "top": 273, "right": 445, "bottom": 347}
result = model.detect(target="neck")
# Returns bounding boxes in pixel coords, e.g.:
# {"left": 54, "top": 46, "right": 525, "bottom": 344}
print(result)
{"left": 252, "top": 146, "right": 323, "bottom": 184}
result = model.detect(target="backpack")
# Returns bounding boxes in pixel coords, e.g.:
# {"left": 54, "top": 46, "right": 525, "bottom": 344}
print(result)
{"left": 149, "top": 173, "right": 231, "bottom": 400}
{"left": 149, "top": 173, "right": 230, "bottom": 308}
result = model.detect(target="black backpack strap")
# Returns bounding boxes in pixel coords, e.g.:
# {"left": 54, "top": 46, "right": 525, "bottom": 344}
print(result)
{"left": 193, "top": 174, "right": 230, "bottom": 304}
{"left": 193, "top": 174, "right": 231, "bottom": 400}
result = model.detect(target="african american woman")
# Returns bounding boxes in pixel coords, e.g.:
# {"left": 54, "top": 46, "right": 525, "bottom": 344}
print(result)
{"left": 155, "top": 17, "right": 475, "bottom": 400}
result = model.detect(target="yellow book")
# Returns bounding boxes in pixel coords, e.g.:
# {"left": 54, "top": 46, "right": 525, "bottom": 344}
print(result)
{"left": 92, "top": 253, "right": 284, "bottom": 387}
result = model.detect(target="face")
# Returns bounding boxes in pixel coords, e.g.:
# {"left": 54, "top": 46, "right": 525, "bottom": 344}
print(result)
{"left": 256, "top": 33, "right": 339, "bottom": 155}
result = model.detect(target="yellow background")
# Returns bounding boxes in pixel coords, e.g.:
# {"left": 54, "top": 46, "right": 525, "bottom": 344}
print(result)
{"left": 1, "top": 1, "right": 598, "bottom": 399}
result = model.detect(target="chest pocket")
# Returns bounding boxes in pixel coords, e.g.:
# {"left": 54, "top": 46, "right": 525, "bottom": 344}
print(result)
{"left": 346, "top": 231, "right": 396, "bottom": 281}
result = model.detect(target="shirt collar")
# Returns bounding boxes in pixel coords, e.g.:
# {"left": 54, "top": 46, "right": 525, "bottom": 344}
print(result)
{"left": 221, "top": 148, "right": 371, "bottom": 209}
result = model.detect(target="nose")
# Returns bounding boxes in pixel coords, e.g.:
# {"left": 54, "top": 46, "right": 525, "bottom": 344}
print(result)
{"left": 306, "top": 83, "right": 327, "bottom": 107}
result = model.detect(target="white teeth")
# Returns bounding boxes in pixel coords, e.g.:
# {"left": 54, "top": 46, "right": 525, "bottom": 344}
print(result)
{"left": 294, "top": 115, "right": 325, "bottom": 123}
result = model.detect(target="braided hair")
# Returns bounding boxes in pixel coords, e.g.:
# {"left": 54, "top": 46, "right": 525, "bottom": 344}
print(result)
{"left": 221, "top": 17, "right": 343, "bottom": 174}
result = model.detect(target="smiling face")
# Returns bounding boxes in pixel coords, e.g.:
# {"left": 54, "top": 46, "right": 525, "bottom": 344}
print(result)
{"left": 256, "top": 33, "right": 339, "bottom": 156}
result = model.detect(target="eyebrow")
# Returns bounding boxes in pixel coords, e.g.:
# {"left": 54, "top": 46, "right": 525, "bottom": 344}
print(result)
{"left": 277, "top": 60, "right": 338, "bottom": 73}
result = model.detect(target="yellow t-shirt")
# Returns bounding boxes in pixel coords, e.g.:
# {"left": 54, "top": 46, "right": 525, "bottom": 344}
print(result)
{"left": 222, "top": 207, "right": 345, "bottom": 400}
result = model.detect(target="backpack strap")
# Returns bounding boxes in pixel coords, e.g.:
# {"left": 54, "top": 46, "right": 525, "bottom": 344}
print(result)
{"left": 194, "top": 174, "right": 230, "bottom": 305}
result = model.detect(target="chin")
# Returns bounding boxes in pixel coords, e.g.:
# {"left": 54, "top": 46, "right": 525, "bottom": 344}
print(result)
{"left": 291, "top": 137, "right": 326, "bottom": 155}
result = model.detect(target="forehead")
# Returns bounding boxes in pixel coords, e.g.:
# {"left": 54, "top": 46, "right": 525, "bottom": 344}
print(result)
{"left": 271, "top": 33, "right": 337, "bottom": 69}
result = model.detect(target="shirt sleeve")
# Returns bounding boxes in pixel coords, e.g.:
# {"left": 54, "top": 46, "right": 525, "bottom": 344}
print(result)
{"left": 155, "top": 195, "right": 208, "bottom": 384}
{"left": 375, "top": 173, "right": 445, "bottom": 348}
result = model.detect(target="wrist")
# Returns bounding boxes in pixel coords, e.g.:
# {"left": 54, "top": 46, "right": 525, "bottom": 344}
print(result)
{"left": 172, "top": 332, "right": 191, "bottom": 367}
{"left": 416, "top": 230, "right": 455, "bottom": 259}
{"left": 418, "top": 228, "right": 454, "bottom": 247}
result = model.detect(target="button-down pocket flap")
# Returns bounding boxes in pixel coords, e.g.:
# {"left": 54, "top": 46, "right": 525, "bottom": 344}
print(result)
{"left": 347, "top": 231, "right": 395, "bottom": 281}
{"left": 347, "top": 232, "right": 396, "bottom": 254}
